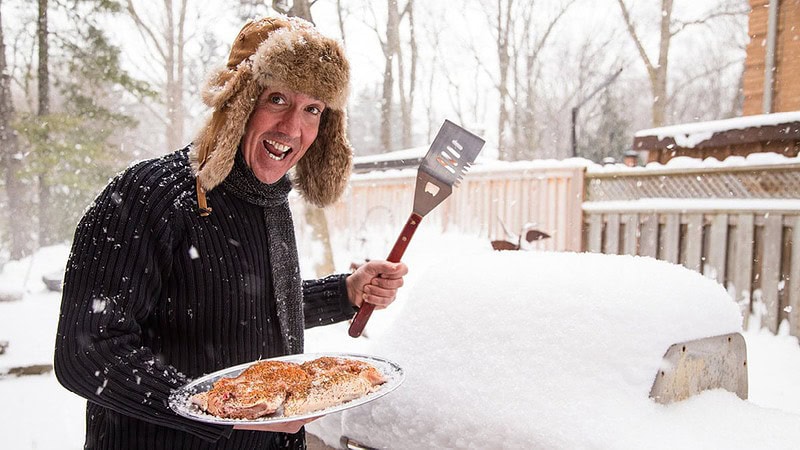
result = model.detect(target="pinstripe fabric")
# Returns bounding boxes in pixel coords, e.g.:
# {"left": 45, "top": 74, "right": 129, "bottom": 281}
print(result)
{"left": 54, "top": 148, "right": 355, "bottom": 449}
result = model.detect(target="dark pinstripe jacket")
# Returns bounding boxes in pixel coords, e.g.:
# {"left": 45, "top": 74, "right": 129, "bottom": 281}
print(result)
{"left": 54, "top": 148, "right": 355, "bottom": 449}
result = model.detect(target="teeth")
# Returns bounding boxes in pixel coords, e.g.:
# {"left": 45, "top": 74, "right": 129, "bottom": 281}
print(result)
{"left": 263, "top": 139, "right": 291, "bottom": 161}
{"left": 265, "top": 139, "right": 291, "bottom": 153}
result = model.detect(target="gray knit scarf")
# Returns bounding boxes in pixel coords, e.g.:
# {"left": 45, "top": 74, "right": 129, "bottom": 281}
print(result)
{"left": 221, "top": 150, "right": 303, "bottom": 355}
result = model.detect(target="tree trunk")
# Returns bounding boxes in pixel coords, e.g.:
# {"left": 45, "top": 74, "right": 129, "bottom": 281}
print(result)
{"left": 273, "top": 0, "right": 313, "bottom": 22}
{"left": 495, "top": 0, "right": 513, "bottom": 159}
{"left": 37, "top": 0, "right": 51, "bottom": 247}
{"left": 652, "top": 0, "right": 673, "bottom": 127}
{"left": 617, "top": 0, "right": 672, "bottom": 127}
{"left": 380, "top": 0, "right": 400, "bottom": 151}
{"left": 165, "top": 0, "right": 185, "bottom": 151}
{"left": 335, "top": 0, "right": 346, "bottom": 45}
{"left": 401, "top": 0, "right": 416, "bottom": 148}
{"left": 0, "top": 0, "right": 29, "bottom": 258}
{"left": 125, "top": 0, "right": 188, "bottom": 151}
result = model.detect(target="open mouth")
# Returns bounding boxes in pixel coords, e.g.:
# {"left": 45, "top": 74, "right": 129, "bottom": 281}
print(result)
{"left": 263, "top": 139, "right": 292, "bottom": 161}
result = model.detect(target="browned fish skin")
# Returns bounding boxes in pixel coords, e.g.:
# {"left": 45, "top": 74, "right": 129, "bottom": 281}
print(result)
{"left": 195, "top": 361, "right": 307, "bottom": 420}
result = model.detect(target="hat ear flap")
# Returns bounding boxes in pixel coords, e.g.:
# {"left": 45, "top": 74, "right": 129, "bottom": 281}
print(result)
{"left": 192, "top": 71, "right": 261, "bottom": 191}
{"left": 201, "top": 67, "right": 241, "bottom": 108}
{"left": 294, "top": 109, "right": 353, "bottom": 207}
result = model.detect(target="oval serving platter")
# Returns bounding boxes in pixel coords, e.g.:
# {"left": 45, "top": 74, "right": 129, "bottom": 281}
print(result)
{"left": 169, "top": 352, "right": 404, "bottom": 425}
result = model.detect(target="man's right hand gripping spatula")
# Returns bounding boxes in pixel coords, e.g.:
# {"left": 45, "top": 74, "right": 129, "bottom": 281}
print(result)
{"left": 348, "top": 120, "right": 485, "bottom": 338}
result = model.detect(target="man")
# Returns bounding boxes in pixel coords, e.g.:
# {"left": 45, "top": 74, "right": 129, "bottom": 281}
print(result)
{"left": 54, "top": 15, "right": 407, "bottom": 450}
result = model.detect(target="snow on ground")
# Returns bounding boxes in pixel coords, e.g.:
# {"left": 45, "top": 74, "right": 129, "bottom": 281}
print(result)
{"left": 306, "top": 234, "right": 800, "bottom": 449}
{"left": 2, "top": 236, "right": 800, "bottom": 449}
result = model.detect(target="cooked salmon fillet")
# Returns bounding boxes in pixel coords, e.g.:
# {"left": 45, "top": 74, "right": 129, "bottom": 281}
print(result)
{"left": 190, "top": 357, "right": 386, "bottom": 420}
{"left": 190, "top": 361, "right": 309, "bottom": 420}
{"left": 300, "top": 356, "right": 386, "bottom": 387}
{"left": 284, "top": 357, "right": 387, "bottom": 416}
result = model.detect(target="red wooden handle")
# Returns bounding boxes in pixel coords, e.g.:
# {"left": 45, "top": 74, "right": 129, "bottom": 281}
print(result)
{"left": 348, "top": 213, "right": 423, "bottom": 338}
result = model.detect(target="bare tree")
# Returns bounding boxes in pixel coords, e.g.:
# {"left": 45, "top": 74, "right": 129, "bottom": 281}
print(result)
{"left": 509, "top": 0, "right": 574, "bottom": 160}
{"left": 492, "top": 0, "right": 513, "bottom": 159}
{"left": 366, "top": 0, "right": 417, "bottom": 151}
{"left": 0, "top": 0, "right": 29, "bottom": 258}
{"left": 36, "top": 0, "right": 52, "bottom": 246}
{"left": 125, "top": 0, "right": 189, "bottom": 151}
{"left": 335, "top": 0, "right": 347, "bottom": 45}
{"left": 616, "top": 0, "right": 747, "bottom": 127}
{"left": 478, "top": 0, "right": 574, "bottom": 160}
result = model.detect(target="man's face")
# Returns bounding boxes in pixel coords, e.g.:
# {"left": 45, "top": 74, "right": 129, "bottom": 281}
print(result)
{"left": 241, "top": 87, "right": 325, "bottom": 184}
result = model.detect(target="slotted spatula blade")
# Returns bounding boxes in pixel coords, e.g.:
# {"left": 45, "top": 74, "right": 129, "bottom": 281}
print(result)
{"left": 412, "top": 120, "right": 485, "bottom": 216}
{"left": 349, "top": 120, "right": 485, "bottom": 338}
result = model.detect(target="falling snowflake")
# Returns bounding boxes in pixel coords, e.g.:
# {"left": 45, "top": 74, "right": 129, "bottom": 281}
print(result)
{"left": 91, "top": 298, "right": 107, "bottom": 313}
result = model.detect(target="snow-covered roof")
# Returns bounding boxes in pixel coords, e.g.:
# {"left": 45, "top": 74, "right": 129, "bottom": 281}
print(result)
{"left": 633, "top": 111, "right": 800, "bottom": 149}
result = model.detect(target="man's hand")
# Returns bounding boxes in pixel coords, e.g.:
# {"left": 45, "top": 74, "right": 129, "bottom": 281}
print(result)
{"left": 233, "top": 417, "right": 317, "bottom": 434}
{"left": 346, "top": 260, "right": 408, "bottom": 309}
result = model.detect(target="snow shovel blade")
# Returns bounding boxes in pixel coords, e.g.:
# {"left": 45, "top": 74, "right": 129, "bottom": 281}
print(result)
{"left": 348, "top": 120, "right": 485, "bottom": 338}
{"left": 649, "top": 332, "right": 748, "bottom": 404}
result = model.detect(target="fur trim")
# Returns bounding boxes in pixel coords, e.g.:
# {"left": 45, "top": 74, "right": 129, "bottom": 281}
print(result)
{"left": 294, "top": 108, "right": 352, "bottom": 207}
{"left": 191, "top": 15, "right": 351, "bottom": 208}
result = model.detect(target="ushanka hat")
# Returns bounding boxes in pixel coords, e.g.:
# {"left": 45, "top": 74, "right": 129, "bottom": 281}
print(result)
{"left": 191, "top": 15, "right": 352, "bottom": 214}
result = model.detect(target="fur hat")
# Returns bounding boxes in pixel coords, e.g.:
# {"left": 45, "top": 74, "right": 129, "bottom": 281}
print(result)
{"left": 191, "top": 15, "right": 352, "bottom": 213}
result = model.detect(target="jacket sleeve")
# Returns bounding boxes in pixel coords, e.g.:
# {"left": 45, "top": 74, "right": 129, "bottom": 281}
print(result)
{"left": 302, "top": 274, "right": 356, "bottom": 329}
{"left": 53, "top": 163, "right": 231, "bottom": 442}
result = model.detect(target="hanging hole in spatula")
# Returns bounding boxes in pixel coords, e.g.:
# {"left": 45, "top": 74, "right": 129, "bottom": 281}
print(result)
{"left": 424, "top": 182, "right": 440, "bottom": 197}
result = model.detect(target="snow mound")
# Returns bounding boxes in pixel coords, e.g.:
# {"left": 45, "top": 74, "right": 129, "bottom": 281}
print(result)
{"left": 310, "top": 249, "right": 759, "bottom": 449}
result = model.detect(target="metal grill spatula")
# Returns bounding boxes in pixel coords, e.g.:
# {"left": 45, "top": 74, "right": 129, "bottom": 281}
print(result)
{"left": 348, "top": 120, "right": 485, "bottom": 338}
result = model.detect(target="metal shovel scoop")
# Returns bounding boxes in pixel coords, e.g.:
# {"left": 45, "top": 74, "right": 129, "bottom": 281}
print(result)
{"left": 348, "top": 120, "right": 485, "bottom": 338}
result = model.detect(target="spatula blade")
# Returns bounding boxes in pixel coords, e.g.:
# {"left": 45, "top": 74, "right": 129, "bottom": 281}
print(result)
{"left": 412, "top": 120, "right": 485, "bottom": 216}
{"left": 420, "top": 120, "right": 485, "bottom": 187}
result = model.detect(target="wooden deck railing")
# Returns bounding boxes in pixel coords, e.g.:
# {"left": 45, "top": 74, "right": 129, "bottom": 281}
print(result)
{"left": 582, "top": 201, "right": 800, "bottom": 336}
{"left": 324, "top": 164, "right": 586, "bottom": 253}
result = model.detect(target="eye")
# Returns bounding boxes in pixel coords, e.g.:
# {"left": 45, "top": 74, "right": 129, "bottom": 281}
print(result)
{"left": 268, "top": 94, "right": 287, "bottom": 105}
{"left": 306, "top": 105, "right": 323, "bottom": 116}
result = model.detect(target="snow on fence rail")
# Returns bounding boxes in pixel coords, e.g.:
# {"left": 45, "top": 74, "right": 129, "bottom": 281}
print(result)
{"left": 317, "top": 159, "right": 800, "bottom": 337}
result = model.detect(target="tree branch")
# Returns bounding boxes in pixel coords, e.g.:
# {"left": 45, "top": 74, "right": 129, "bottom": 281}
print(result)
{"left": 670, "top": 9, "right": 748, "bottom": 36}
{"left": 126, "top": 0, "right": 168, "bottom": 63}
{"left": 615, "top": 0, "right": 655, "bottom": 82}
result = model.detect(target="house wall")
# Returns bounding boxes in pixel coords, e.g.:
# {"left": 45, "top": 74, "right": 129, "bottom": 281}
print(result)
{"left": 743, "top": 0, "right": 800, "bottom": 115}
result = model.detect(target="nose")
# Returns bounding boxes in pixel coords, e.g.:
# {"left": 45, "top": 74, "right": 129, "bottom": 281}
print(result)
{"left": 275, "top": 108, "right": 303, "bottom": 138}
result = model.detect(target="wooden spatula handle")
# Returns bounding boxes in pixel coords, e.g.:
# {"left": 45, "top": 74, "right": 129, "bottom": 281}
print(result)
{"left": 348, "top": 213, "right": 423, "bottom": 338}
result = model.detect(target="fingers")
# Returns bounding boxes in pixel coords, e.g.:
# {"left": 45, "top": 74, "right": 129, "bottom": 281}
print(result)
{"left": 348, "top": 260, "right": 408, "bottom": 309}
{"left": 362, "top": 274, "right": 404, "bottom": 309}
{"left": 362, "top": 285, "right": 394, "bottom": 309}
{"left": 365, "top": 260, "right": 408, "bottom": 278}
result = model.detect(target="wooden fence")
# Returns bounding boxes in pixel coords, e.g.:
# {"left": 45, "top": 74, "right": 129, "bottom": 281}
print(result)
{"left": 325, "top": 164, "right": 586, "bottom": 252}
{"left": 582, "top": 201, "right": 800, "bottom": 336}
{"left": 318, "top": 161, "right": 800, "bottom": 337}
